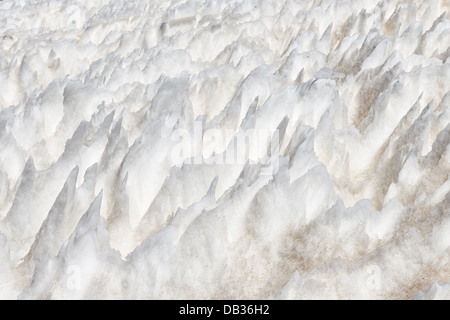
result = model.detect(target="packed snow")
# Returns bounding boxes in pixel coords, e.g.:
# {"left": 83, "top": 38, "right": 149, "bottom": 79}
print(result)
{"left": 0, "top": 0, "right": 449, "bottom": 299}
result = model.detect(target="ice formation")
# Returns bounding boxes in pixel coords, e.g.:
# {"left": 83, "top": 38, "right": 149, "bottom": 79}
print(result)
{"left": 0, "top": 0, "right": 449, "bottom": 300}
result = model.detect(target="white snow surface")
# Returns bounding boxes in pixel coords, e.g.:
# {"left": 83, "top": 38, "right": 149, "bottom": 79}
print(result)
{"left": 0, "top": 0, "right": 449, "bottom": 299}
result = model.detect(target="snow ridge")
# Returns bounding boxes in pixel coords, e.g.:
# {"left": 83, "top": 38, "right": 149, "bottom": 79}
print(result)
{"left": 0, "top": 0, "right": 449, "bottom": 299}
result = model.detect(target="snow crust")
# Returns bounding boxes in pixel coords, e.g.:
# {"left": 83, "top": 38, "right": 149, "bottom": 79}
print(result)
{"left": 0, "top": 0, "right": 449, "bottom": 299}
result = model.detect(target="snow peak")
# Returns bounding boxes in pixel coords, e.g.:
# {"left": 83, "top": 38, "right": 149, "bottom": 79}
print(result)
{"left": 179, "top": 305, "right": 214, "bottom": 317}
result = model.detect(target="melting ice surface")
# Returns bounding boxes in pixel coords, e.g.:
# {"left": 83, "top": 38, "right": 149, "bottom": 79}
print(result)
{"left": 0, "top": 0, "right": 449, "bottom": 300}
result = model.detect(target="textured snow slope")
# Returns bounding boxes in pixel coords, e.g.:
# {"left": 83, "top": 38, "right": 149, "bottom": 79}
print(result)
{"left": 0, "top": 0, "right": 449, "bottom": 299}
